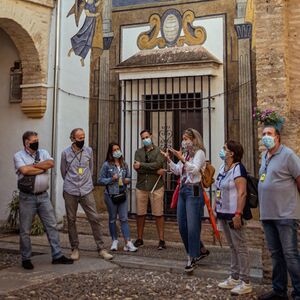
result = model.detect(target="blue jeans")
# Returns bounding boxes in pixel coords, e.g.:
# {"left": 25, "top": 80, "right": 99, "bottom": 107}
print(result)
{"left": 262, "top": 219, "right": 300, "bottom": 298}
{"left": 19, "top": 192, "right": 62, "bottom": 261}
{"left": 177, "top": 185, "right": 204, "bottom": 258}
{"left": 104, "top": 193, "right": 130, "bottom": 241}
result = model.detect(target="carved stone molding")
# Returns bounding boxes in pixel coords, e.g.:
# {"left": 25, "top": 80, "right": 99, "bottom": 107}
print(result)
{"left": 21, "top": 99, "right": 47, "bottom": 118}
{"left": 137, "top": 9, "right": 206, "bottom": 50}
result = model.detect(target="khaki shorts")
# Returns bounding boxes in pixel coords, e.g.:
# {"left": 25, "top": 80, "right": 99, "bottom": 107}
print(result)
{"left": 136, "top": 186, "right": 164, "bottom": 216}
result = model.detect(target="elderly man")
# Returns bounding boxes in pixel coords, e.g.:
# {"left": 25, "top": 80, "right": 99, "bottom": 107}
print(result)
{"left": 60, "top": 128, "right": 112, "bottom": 261}
{"left": 258, "top": 125, "right": 300, "bottom": 300}
{"left": 14, "top": 131, "right": 73, "bottom": 270}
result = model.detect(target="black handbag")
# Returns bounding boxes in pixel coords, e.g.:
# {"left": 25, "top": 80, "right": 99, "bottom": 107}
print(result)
{"left": 17, "top": 150, "right": 40, "bottom": 194}
{"left": 106, "top": 186, "right": 126, "bottom": 204}
{"left": 110, "top": 192, "right": 127, "bottom": 204}
{"left": 18, "top": 175, "right": 36, "bottom": 194}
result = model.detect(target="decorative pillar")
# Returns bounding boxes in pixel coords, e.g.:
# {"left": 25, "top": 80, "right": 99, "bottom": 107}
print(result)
{"left": 235, "top": 0, "right": 254, "bottom": 174}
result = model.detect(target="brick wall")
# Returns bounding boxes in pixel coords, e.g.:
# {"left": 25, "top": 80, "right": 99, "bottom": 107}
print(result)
{"left": 255, "top": 0, "right": 300, "bottom": 154}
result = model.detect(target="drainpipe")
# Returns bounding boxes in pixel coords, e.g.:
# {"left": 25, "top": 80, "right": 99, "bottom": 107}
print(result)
{"left": 50, "top": 0, "right": 61, "bottom": 212}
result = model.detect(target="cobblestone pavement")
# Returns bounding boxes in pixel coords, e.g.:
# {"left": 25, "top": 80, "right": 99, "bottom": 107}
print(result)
{"left": 0, "top": 268, "right": 270, "bottom": 300}
{"left": 0, "top": 249, "right": 19, "bottom": 270}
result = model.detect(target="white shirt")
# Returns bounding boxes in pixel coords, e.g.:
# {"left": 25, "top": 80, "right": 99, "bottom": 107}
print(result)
{"left": 168, "top": 149, "right": 206, "bottom": 184}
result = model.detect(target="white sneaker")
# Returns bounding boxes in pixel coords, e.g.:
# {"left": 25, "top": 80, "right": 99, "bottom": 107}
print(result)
{"left": 218, "top": 276, "right": 240, "bottom": 289}
{"left": 123, "top": 241, "right": 138, "bottom": 252}
{"left": 99, "top": 249, "right": 113, "bottom": 260}
{"left": 70, "top": 249, "right": 80, "bottom": 260}
{"left": 231, "top": 281, "right": 253, "bottom": 295}
{"left": 110, "top": 240, "right": 119, "bottom": 251}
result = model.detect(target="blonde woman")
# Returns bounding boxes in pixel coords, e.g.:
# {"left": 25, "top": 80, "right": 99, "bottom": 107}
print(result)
{"left": 161, "top": 128, "right": 207, "bottom": 272}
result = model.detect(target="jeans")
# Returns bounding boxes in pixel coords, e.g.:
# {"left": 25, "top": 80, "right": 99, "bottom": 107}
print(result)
{"left": 221, "top": 219, "right": 250, "bottom": 282}
{"left": 262, "top": 219, "right": 300, "bottom": 298}
{"left": 19, "top": 191, "right": 62, "bottom": 261}
{"left": 63, "top": 191, "right": 104, "bottom": 251}
{"left": 177, "top": 184, "right": 204, "bottom": 258}
{"left": 104, "top": 193, "right": 130, "bottom": 241}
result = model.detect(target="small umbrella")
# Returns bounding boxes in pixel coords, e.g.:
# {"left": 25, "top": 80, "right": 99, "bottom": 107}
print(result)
{"left": 202, "top": 186, "right": 222, "bottom": 247}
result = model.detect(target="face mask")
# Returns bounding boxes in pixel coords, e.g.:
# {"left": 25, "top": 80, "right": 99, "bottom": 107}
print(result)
{"left": 113, "top": 150, "right": 122, "bottom": 159}
{"left": 181, "top": 140, "right": 193, "bottom": 151}
{"left": 219, "top": 148, "right": 226, "bottom": 160}
{"left": 142, "top": 138, "right": 152, "bottom": 147}
{"left": 29, "top": 142, "right": 39, "bottom": 151}
{"left": 262, "top": 135, "right": 275, "bottom": 150}
{"left": 75, "top": 140, "right": 84, "bottom": 149}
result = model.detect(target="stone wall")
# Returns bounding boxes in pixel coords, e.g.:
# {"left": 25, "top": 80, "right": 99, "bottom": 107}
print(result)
{"left": 0, "top": 0, "right": 55, "bottom": 118}
{"left": 255, "top": 0, "right": 300, "bottom": 154}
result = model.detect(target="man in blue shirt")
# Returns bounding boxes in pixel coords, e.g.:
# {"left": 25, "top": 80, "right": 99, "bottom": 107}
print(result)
{"left": 258, "top": 125, "right": 300, "bottom": 300}
{"left": 14, "top": 131, "right": 73, "bottom": 270}
{"left": 60, "top": 128, "right": 112, "bottom": 261}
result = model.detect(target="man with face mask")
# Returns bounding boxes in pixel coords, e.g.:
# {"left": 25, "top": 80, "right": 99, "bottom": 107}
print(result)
{"left": 60, "top": 128, "right": 113, "bottom": 261}
{"left": 133, "top": 129, "right": 166, "bottom": 250}
{"left": 257, "top": 126, "right": 300, "bottom": 300}
{"left": 14, "top": 131, "right": 73, "bottom": 269}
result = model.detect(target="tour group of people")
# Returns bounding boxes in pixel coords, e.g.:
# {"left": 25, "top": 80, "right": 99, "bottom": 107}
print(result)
{"left": 13, "top": 125, "right": 300, "bottom": 300}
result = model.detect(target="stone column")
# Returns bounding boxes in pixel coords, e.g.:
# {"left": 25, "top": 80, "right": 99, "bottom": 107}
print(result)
{"left": 235, "top": 0, "right": 255, "bottom": 174}
{"left": 97, "top": 0, "right": 114, "bottom": 168}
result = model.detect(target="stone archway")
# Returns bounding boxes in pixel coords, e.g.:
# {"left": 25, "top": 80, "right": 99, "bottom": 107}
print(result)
{"left": 0, "top": 0, "right": 55, "bottom": 118}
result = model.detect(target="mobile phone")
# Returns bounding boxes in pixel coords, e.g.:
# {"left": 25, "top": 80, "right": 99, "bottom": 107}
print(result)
{"left": 193, "top": 185, "right": 200, "bottom": 197}
{"left": 228, "top": 220, "right": 234, "bottom": 229}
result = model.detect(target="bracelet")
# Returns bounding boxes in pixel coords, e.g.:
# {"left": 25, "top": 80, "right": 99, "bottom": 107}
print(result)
{"left": 235, "top": 211, "right": 242, "bottom": 216}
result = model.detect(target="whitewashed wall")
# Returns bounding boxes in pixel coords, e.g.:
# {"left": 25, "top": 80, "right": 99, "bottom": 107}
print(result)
{"left": 0, "top": 0, "right": 90, "bottom": 222}
{"left": 53, "top": 0, "right": 90, "bottom": 221}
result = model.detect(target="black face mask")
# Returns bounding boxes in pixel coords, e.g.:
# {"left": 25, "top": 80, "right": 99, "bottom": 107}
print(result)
{"left": 75, "top": 140, "right": 84, "bottom": 149}
{"left": 29, "top": 142, "right": 39, "bottom": 151}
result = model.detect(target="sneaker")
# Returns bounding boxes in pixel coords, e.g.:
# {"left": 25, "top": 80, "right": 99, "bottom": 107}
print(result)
{"left": 157, "top": 240, "right": 166, "bottom": 250}
{"left": 110, "top": 240, "right": 119, "bottom": 251}
{"left": 257, "top": 290, "right": 289, "bottom": 300}
{"left": 99, "top": 249, "right": 113, "bottom": 260}
{"left": 198, "top": 249, "right": 210, "bottom": 260}
{"left": 184, "top": 258, "right": 197, "bottom": 273}
{"left": 123, "top": 241, "right": 138, "bottom": 252}
{"left": 133, "top": 239, "right": 144, "bottom": 248}
{"left": 70, "top": 249, "right": 80, "bottom": 260}
{"left": 218, "top": 276, "right": 240, "bottom": 289}
{"left": 52, "top": 255, "right": 74, "bottom": 265}
{"left": 22, "top": 259, "right": 34, "bottom": 270}
{"left": 231, "top": 281, "right": 253, "bottom": 295}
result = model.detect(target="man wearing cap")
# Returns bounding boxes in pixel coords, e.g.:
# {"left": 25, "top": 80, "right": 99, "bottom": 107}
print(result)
{"left": 257, "top": 125, "right": 300, "bottom": 300}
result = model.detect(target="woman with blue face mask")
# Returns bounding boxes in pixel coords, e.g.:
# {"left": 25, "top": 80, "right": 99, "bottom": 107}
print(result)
{"left": 98, "top": 143, "right": 137, "bottom": 252}
{"left": 215, "top": 140, "right": 252, "bottom": 295}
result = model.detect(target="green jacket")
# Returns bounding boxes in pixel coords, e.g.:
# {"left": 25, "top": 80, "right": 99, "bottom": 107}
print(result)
{"left": 134, "top": 145, "right": 165, "bottom": 191}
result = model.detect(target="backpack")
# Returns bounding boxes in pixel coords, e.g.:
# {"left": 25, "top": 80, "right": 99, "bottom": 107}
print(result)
{"left": 246, "top": 174, "right": 259, "bottom": 208}
{"left": 201, "top": 160, "right": 215, "bottom": 188}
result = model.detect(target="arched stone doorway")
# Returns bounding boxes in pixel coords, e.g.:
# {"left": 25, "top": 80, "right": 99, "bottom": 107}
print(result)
{"left": 0, "top": 18, "right": 46, "bottom": 118}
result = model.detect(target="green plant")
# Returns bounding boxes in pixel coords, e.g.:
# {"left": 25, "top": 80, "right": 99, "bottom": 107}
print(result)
{"left": 5, "top": 191, "right": 20, "bottom": 232}
{"left": 4, "top": 190, "right": 44, "bottom": 235}
{"left": 253, "top": 107, "right": 284, "bottom": 130}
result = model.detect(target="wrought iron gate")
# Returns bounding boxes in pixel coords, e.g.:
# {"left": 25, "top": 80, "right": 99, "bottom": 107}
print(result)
{"left": 121, "top": 75, "right": 213, "bottom": 218}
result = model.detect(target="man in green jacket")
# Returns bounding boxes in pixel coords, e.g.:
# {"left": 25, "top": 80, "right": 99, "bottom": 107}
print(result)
{"left": 133, "top": 129, "right": 166, "bottom": 250}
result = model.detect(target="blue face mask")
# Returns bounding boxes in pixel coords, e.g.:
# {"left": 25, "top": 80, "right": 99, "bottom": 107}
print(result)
{"left": 142, "top": 138, "right": 152, "bottom": 147}
{"left": 219, "top": 148, "right": 226, "bottom": 160}
{"left": 112, "top": 150, "right": 122, "bottom": 159}
{"left": 262, "top": 135, "right": 275, "bottom": 150}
